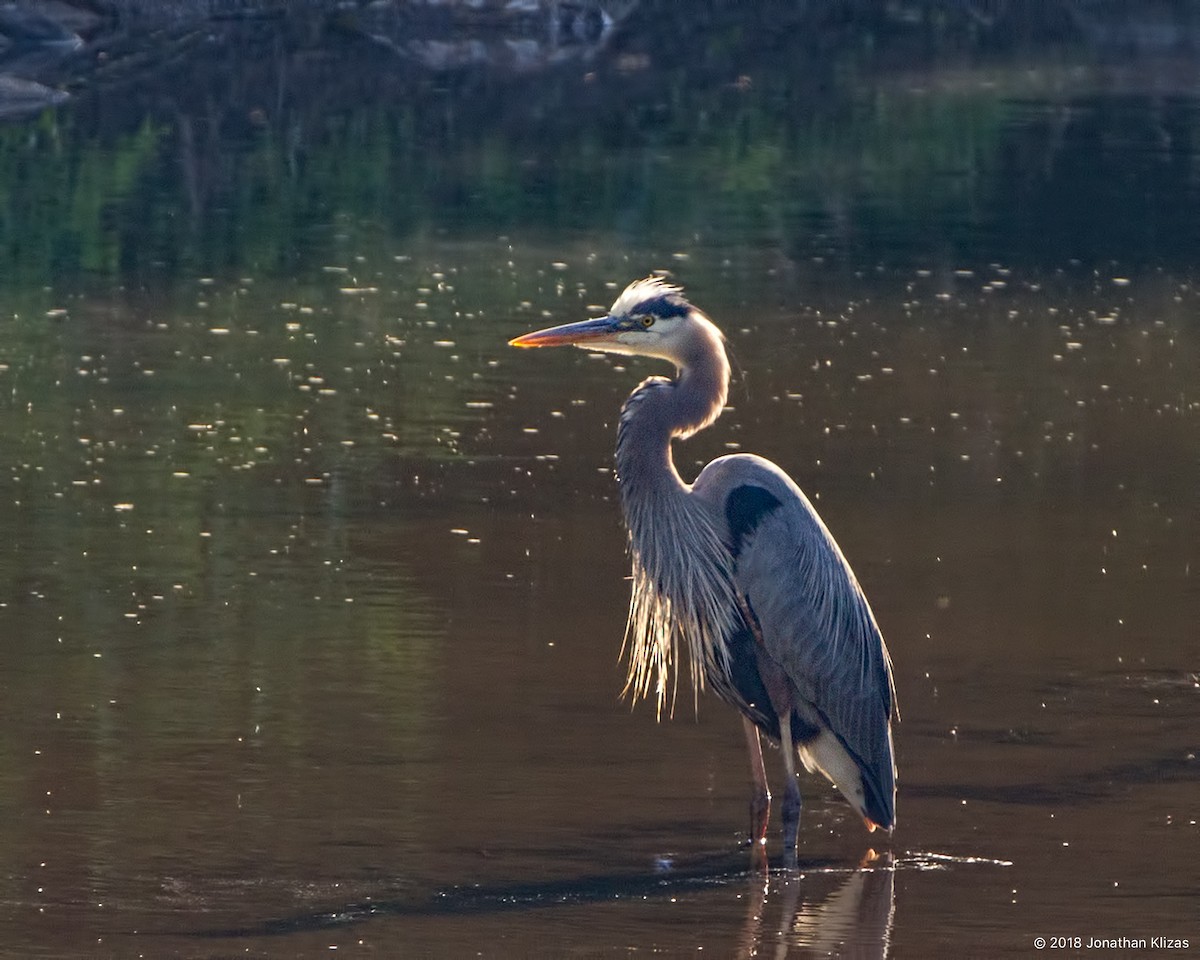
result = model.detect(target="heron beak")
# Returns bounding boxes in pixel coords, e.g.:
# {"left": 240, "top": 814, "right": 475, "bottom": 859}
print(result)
{"left": 509, "top": 316, "right": 618, "bottom": 349}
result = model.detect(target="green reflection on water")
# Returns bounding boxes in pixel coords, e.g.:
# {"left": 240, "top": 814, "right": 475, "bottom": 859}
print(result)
{"left": 3, "top": 6, "right": 1199, "bottom": 295}
{"left": 0, "top": 85, "right": 1004, "bottom": 284}
{"left": 0, "top": 114, "right": 165, "bottom": 284}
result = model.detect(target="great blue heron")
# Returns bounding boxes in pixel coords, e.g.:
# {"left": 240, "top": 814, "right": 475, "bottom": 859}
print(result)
{"left": 510, "top": 277, "right": 897, "bottom": 864}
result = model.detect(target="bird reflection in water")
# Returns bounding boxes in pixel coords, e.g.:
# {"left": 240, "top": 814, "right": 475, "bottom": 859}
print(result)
{"left": 737, "top": 853, "right": 895, "bottom": 959}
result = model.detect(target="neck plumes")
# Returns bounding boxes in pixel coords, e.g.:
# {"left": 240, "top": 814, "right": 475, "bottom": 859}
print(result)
{"left": 614, "top": 335, "right": 738, "bottom": 717}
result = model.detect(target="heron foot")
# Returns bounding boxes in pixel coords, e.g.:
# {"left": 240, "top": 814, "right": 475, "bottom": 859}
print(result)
{"left": 747, "top": 787, "right": 771, "bottom": 871}
{"left": 749, "top": 787, "right": 770, "bottom": 845}
{"left": 781, "top": 777, "right": 802, "bottom": 869}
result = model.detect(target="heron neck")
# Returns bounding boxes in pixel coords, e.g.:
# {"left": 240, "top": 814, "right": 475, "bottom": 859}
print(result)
{"left": 615, "top": 357, "right": 728, "bottom": 500}
{"left": 614, "top": 351, "right": 740, "bottom": 714}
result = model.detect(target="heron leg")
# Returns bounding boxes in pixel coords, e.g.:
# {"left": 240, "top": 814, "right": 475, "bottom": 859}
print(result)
{"left": 777, "top": 712, "right": 802, "bottom": 869}
{"left": 742, "top": 716, "right": 770, "bottom": 866}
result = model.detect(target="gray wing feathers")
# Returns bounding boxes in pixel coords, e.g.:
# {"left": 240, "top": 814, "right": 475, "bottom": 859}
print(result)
{"left": 739, "top": 500, "right": 894, "bottom": 741}
{"left": 695, "top": 455, "right": 896, "bottom": 812}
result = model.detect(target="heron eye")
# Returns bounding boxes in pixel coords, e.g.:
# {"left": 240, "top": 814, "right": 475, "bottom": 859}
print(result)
{"left": 640, "top": 315, "right": 655, "bottom": 328}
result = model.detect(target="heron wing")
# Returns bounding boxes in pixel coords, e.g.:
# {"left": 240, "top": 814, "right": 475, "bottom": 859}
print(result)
{"left": 694, "top": 454, "right": 896, "bottom": 824}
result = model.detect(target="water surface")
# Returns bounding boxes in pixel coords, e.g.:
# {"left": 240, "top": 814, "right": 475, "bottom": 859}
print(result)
{"left": 0, "top": 4, "right": 1197, "bottom": 957}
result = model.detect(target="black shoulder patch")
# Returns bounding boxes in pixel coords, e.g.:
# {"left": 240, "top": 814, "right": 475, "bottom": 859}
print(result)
{"left": 725, "top": 484, "right": 782, "bottom": 559}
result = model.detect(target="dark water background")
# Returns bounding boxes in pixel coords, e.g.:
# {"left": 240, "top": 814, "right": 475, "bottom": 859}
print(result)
{"left": 0, "top": 2, "right": 1197, "bottom": 957}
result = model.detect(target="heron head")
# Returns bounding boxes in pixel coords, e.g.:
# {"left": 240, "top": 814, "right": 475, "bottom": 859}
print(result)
{"left": 509, "top": 276, "right": 721, "bottom": 367}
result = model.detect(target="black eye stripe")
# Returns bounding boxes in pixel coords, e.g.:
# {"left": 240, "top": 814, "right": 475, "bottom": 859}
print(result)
{"left": 635, "top": 295, "right": 689, "bottom": 319}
